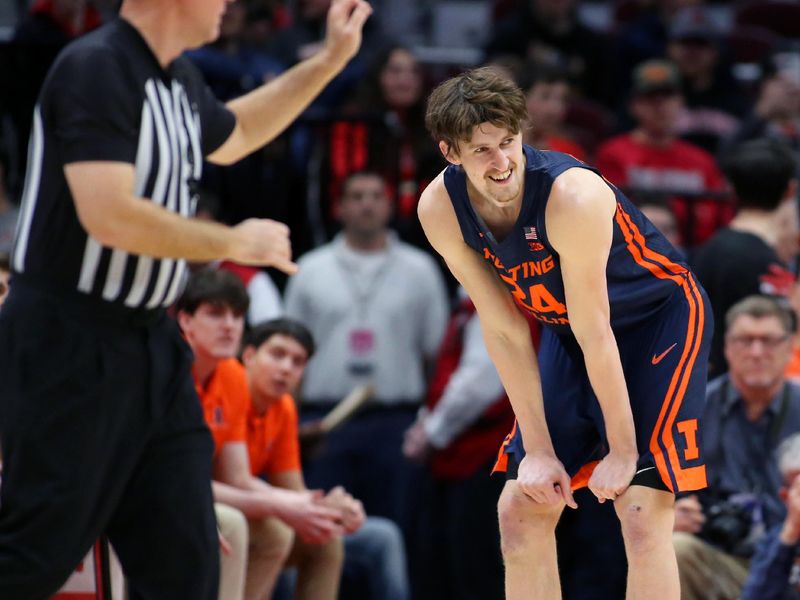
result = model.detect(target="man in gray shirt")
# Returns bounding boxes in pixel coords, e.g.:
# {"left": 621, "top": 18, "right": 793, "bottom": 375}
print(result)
{"left": 674, "top": 295, "right": 800, "bottom": 600}
{"left": 285, "top": 170, "right": 448, "bottom": 526}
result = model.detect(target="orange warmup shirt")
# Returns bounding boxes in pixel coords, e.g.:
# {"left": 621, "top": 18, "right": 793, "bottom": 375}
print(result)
{"left": 193, "top": 358, "right": 249, "bottom": 456}
{"left": 246, "top": 394, "right": 302, "bottom": 478}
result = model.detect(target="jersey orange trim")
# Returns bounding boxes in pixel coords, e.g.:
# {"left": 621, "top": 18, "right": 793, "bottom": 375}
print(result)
{"left": 491, "top": 420, "right": 517, "bottom": 474}
{"left": 615, "top": 204, "right": 707, "bottom": 492}
{"left": 570, "top": 460, "right": 601, "bottom": 491}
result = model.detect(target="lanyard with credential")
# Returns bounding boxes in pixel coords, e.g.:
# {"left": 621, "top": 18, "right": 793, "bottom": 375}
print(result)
{"left": 332, "top": 246, "right": 395, "bottom": 322}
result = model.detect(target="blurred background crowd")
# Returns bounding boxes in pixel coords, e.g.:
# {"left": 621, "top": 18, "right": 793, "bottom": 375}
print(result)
{"left": 2, "top": 0, "right": 800, "bottom": 599}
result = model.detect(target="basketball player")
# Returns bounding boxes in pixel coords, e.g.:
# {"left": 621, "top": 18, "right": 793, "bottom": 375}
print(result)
{"left": 419, "top": 67, "right": 712, "bottom": 599}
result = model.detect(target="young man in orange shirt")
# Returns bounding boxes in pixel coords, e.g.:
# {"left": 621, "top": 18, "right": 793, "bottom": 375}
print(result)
{"left": 178, "top": 269, "right": 355, "bottom": 600}
{"left": 179, "top": 269, "right": 409, "bottom": 600}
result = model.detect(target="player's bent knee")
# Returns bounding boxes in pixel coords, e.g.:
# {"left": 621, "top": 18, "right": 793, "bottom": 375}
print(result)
{"left": 614, "top": 488, "right": 674, "bottom": 554}
{"left": 498, "top": 482, "right": 560, "bottom": 557}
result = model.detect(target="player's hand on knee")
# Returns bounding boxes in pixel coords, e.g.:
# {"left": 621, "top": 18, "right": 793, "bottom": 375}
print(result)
{"left": 588, "top": 451, "right": 638, "bottom": 503}
{"left": 229, "top": 219, "right": 299, "bottom": 274}
{"left": 518, "top": 452, "right": 578, "bottom": 508}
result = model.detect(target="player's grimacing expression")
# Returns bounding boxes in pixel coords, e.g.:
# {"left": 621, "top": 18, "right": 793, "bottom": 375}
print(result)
{"left": 441, "top": 123, "right": 525, "bottom": 209}
{"left": 244, "top": 334, "right": 309, "bottom": 400}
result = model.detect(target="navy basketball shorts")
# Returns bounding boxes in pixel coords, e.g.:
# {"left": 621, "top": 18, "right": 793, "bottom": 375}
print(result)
{"left": 496, "top": 278, "right": 712, "bottom": 494}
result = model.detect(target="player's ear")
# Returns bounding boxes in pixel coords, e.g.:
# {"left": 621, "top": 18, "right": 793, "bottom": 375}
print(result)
{"left": 439, "top": 141, "right": 461, "bottom": 166}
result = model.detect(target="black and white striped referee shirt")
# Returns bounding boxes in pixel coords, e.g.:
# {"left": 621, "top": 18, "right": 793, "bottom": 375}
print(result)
{"left": 11, "top": 19, "right": 236, "bottom": 309}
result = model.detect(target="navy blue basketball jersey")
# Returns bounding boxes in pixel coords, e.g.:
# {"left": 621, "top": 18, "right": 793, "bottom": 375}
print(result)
{"left": 445, "top": 145, "right": 692, "bottom": 334}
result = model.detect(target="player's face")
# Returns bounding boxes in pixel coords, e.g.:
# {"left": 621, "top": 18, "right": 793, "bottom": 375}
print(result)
{"left": 180, "top": 302, "right": 244, "bottom": 360}
{"left": 244, "top": 334, "right": 308, "bottom": 400}
{"left": 444, "top": 124, "right": 525, "bottom": 209}
{"left": 725, "top": 314, "right": 793, "bottom": 390}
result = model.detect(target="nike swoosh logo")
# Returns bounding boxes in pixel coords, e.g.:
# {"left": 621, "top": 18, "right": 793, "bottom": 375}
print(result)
{"left": 651, "top": 342, "right": 678, "bottom": 365}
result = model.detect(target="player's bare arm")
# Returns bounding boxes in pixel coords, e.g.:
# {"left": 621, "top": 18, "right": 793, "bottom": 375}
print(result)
{"left": 418, "top": 175, "right": 576, "bottom": 508}
{"left": 66, "top": 162, "right": 298, "bottom": 273}
{"left": 546, "top": 167, "right": 638, "bottom": 501}
{"left": 208, "top": 0, "right": 372, "bottom": 166}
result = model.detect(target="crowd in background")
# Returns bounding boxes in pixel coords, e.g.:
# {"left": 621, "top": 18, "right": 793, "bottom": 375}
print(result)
{"left": 2, "top": 0, "right": 800, "bottom": 599}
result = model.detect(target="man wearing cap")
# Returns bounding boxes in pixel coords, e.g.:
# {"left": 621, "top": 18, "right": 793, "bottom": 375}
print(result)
{"left": 596, "top": 58, "right": 730, "bottom": 248}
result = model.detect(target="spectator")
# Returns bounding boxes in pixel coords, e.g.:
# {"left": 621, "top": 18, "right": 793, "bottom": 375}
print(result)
{"left": 242, "top": 319, "right": 410, "bottom": 600}
{"left": 596, "top": 58, "right": 731, "bottom": 247}
{"left": 285, "top": 170, "right": 448, "bottom": 527}
{"left": 741, "top": 432, "right": 800, "bottom": 600}
{"left": 402, "top": 288, "right": 515, "bottom": 600}
{"left": 673, "top": 295, "right": 800, "bottom": 600}
{"left": 485, "top": 0, "right": 612, "bottom": 107}
{"left": 186, "top": 0, "right": 285, "bottom": 102}
{"left": 311, "top": 45, "right": 442, "bottom": 250}
{"left": 266, "top": 0, "right": 383, "bottom": 114}
{"left": 723, "top": 52, "right": 800, "bottom": 160}
{"left": 693, "top": 138, "right": 798, "bottom": 377}
{"left": 178, "top": 270, "right": 347, "bottom": 600}
{"left": 666, "top": 6, "right": 750, "bottom": 153}
{"left": 520, "top": 65, "right": 587, "bottom": 161}
{"left": 0, "top": 253, "right": 9, "bottom": 310}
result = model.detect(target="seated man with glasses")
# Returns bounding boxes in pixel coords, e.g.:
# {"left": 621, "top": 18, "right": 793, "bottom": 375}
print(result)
{"left": 673, "top": 295, "right": 800, "bottom": 600}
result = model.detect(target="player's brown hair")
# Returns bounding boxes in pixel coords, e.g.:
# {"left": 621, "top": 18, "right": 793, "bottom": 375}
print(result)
{"left": 425, "top": 67, "right": 528, "bottom": 156}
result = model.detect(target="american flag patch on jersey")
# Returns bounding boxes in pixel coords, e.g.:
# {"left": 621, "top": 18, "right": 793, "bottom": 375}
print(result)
{"left": 523, "top": 227, "right": 538, "bottom": 240}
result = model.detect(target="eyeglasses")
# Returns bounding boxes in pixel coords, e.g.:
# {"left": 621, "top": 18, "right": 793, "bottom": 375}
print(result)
{"left": 727, "top": 334, "right": 791, "bottom": 350}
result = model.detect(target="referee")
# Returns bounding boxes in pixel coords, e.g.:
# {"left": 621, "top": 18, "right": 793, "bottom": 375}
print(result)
{"left": 0, "top": 0, "right": 371, "bottom": 598}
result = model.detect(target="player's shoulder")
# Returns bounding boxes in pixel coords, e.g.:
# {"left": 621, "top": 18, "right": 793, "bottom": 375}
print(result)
{"left": 418, "top": 169, "right": 459, "bottom": 231}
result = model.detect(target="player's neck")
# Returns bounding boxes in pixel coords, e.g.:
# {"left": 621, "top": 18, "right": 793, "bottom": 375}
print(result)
{"left": 344, "top": 231, "right": 388, "bottom": 252}
{"left": 120, "top": 3, "right": 186, "bottom": 67}
{"left": 466, "top": 180, "right": 522, "bottom": 230}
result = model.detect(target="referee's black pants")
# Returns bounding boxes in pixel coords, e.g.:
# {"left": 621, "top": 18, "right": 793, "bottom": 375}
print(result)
{"left": 0, "top": 280, "right": 219, "bottom": 599}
